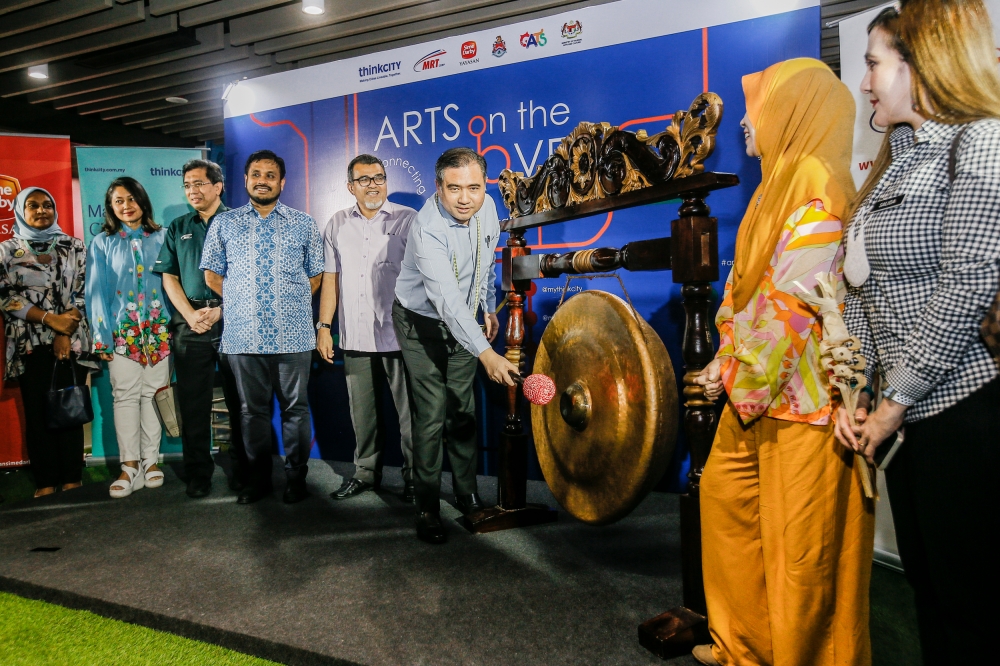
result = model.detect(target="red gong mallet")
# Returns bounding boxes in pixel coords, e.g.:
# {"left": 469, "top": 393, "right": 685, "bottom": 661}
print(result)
{"left": 509, "top": 371, "right": 557, "bottom": 406}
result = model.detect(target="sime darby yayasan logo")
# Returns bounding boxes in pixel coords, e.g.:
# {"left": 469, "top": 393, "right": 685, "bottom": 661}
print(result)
{"left": 459, "top": 40, "right": 479, "bottom": 66}
{"left": 0, "top": 174, "right": 21, "bottom": 233}
{"left": 492, "top": 36, "right": 507, "bottom": 57}
{"left": 413, "top": 49, "right": 446, "bottom": 72}
{"left": 520, "top": 29, "right": 546, "bottom": 48}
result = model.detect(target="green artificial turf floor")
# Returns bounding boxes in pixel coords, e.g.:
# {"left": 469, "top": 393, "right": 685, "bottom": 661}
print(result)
{"left": 0, "top": 592, "right": 278, "bottom": 666}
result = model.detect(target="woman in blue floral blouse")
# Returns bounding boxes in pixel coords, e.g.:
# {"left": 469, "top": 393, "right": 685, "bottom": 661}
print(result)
{"left": 85, "top": 177, "right": 171, "bottom": 499}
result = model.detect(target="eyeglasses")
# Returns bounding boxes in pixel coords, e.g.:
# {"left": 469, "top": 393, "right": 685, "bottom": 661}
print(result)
{"left": 351, "top": 174, "right": 386, "bottom": 187}
{"left": 182, "top": 181, "right": 214, "bottom": 191}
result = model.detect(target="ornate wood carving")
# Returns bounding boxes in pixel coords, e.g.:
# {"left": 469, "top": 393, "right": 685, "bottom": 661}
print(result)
{"left": 498, "top": 93, "right": 723, "bottom": 218}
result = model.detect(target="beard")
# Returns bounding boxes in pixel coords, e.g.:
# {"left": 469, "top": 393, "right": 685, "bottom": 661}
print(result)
{"left": 363, "top": 197, "right": 385, "bottom": 211}
{"left": 249, "top": 189, "right": 279, "bottom": 206}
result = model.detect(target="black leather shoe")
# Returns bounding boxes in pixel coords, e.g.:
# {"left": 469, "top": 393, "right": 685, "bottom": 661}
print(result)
{"left": 416, "top": 512, "right": 447, "bottom": 544}
{"left": 186, "top": 478, "right": 211, "bottom": 498}
{"left": 283, "top": 482, "right": 310, "bottom": 504}
{"left": 455, "top": 492, "right": 484, "bottom": 516}
{"left": 401, "top": 481, "right": 415, "bottom": 503}
{"left": 329, "top": 478, "right": 374, "bottom": 500}
{"left": 237, "top": 484, "right": 272, "bottom": 504}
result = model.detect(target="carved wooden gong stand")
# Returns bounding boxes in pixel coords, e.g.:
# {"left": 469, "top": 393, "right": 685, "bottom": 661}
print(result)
{"left": 463, "top": 95, "right": 739, "bottom": 659}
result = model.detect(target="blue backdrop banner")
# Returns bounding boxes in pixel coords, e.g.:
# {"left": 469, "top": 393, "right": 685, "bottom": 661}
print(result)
{"left": 76, "top": 146, "right": 204, "bottom": 462}
{"left": 222, "top": 0, "right": 821, "bottom": 490}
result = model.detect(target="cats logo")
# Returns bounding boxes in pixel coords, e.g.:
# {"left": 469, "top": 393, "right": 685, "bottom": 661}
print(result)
{"left": 520, "top": 29, "right": 546, "bottom": 48}
{"left": 0, "top": 174, "right": 21, "bottom": 236}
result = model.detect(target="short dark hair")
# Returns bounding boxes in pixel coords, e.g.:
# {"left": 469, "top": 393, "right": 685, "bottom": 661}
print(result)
{"left": 435, "top": 147, "right": 487, "bottom": 184}
{"left": 244, "top": 150, "right": 286, "bottom": 180}
{"left": 103, "top": 177, "right": 160, "bottom": 236}
{"left": 347, "top": 154, "right": 385, "bottom": 181}
{"left": 182, "top": 158, "right": 224, "bottom": 188}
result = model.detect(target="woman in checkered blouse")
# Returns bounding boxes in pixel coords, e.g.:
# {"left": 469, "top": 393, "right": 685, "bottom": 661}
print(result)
{"left": 837, "top": 2, "right": 1000, "bottom": 663}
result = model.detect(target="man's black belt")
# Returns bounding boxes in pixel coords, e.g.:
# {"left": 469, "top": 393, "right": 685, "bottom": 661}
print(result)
{"left": 189, "top": 298, "right": 221, "bottom": 309}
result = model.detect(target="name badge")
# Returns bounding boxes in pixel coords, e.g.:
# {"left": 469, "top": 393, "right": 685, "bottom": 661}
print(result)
{"left": 871, "top": 194, "right": 905, "bottom": 212}
{"left": 181, "top": 233, "right": 193, "bottom": 240}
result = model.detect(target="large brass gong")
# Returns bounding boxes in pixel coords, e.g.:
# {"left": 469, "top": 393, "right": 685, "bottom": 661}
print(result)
{"left": 532, "top": 290, "right": 678, "bottom": 525}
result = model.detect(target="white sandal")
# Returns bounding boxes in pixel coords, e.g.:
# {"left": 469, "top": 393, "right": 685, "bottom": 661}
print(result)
{"left": 109, "top": 464, "right": 144, "bottom": 499}
{"left": 143, "top": 457, "right": 164, "bottom": 489}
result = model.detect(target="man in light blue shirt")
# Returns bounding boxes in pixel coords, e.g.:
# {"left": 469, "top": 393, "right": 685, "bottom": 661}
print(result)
{"left": 201, "top": 150, "right": 324, "bottom": 505}
{"left": 393, "top": 147, "right": 519, "bottom": 544}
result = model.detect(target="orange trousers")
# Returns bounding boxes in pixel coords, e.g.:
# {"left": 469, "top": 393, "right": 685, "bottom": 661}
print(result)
{"left": 700, "top": 402, "right": 874, "bottom": 666}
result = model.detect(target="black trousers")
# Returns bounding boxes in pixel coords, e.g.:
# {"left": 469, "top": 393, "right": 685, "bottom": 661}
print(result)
{"left": 392, "top": 301, "right": 479, "bottom": 514}
{"left": 885, "top": 377, "right": 999, "bottom": 666}
{"left": 170, "top": 316, "right": 247, "bottom": 485}
{"left": 18, "top": 345, "right": 85, "bottom": 489}
{"left": 227, "top": 351, "right": 312, "bottom": 489}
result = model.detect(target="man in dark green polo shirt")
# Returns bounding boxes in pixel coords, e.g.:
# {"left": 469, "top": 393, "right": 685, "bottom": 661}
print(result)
{"left": 152, "top": 159, "right": 247, "bottom": 498}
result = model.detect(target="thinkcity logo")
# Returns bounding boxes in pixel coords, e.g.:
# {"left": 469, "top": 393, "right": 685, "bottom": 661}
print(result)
{"left": 492, "top": 36, "right": 507, "bottom": 57}
{"left": 561, "top": 20, "right": 583, "bottom": 45}
{"left": 413, "top": 49, "right": 446, "bottom": 72}
{"left": 359, "top": 60, "right": 402, "bottom": 82}
{"left": 149, "top": 167, "right": 182, "bottom": 177}
{"left": 459, "top": 41, "right": 479, "bottom": 67}
{"left": 520, "top": 29, "right": 546, "bottom": 48}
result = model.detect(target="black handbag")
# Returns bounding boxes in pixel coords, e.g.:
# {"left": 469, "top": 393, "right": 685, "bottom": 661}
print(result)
{"left": 46, "top": 358, "right": 94, "bottom": 429}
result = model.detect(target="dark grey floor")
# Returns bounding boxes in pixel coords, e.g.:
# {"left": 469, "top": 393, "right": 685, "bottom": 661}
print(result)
{"left": 0, "top": 459, "right": 699, "bottom": 666}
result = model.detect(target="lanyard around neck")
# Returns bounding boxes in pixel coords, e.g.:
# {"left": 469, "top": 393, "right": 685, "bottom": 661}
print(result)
{"left": 437, "top": 195, "right": 482, "bottom": 316}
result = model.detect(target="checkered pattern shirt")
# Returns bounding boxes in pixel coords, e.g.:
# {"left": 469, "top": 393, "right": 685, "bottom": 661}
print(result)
{"left": 843, "top": 119, "right": 1000, "bottom": 423}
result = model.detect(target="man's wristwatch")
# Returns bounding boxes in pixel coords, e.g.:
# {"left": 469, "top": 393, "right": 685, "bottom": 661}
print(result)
{"left": 880, "top": 382, "right": 912, "bottom": 406}
{"left": 316, "top": 322, "right": 331, "bottom": 331}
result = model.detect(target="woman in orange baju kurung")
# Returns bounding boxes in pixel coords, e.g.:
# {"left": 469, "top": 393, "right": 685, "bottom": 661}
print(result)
{"left": 692, "top": 58, "right": 875, "bottom": 666}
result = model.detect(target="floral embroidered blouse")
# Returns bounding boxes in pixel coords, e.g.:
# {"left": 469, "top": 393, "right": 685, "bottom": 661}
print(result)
{"left": 0, "top": 236, "right": 92, "bottom": 380}
{"left": 85, "top": 226, "right": 171, "bottom": 366}
{"left": 716, "top": 200, "right": 845, "bottom": 425}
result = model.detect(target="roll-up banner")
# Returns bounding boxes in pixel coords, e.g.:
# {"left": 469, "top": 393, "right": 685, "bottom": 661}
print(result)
{"left": 223, "top": 0, "right": 822, "bottom": 489}
{"left": 75, "top": 146, "right": 204, "bottom": 462}
{"left": 1, "top": 132, "right": 73, "bottom": 468}
{"left": 838, "top": 1, "right": 1000, "bottom": 570}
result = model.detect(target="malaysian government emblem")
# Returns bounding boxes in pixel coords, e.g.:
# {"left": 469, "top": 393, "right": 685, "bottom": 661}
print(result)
{"left": 561, "top": 21, "right": 582, "bottom": 40}
{"left": 492, "top": 36, "right": 507, "bottom": 57}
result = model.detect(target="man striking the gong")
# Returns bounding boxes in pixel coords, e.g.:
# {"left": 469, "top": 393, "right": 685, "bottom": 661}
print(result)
{"left": 392, "top": 147, "right": 519, "bottom": 544}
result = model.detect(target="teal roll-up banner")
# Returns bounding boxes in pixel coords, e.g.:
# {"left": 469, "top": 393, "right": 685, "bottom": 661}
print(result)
{"left": 76, "top": 146, "right": 205, "bottom": 462}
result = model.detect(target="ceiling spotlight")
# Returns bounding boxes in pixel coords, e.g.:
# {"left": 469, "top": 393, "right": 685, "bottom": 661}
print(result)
{"left": 165, "top": 96, "right": 189, "bottom": 104}
{"left": 302, "top": 0, "right": 324, "bottom": 15}
{"left": 27, "top": 64, "right": 48, "bottom": 79}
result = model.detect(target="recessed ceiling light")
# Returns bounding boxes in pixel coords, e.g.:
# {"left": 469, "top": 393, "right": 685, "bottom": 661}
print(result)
{"left": 27, "top": 64, "right": 48, "bottom": 79}
{"left": 302, "top": 0, "right": 324, "bottom": 15}
{"left": 165, "top": 96, "right": 189, "bottom": 104}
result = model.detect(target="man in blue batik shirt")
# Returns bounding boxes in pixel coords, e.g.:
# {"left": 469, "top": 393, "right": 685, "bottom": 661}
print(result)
{"left": 201, "top": 150, "right": 324, "bottom": 505}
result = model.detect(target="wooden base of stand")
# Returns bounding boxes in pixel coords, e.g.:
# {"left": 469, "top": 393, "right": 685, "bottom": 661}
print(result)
{"left": 638, "top": 606, "right": 711, "bottom": 660}
{"left": 460, "top": 504, "right": 558, "bottom": 533}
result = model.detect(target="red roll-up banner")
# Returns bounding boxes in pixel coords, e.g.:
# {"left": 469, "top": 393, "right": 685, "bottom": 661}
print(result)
{"left": 1, "top": 132, "right": 73, "bottom": 468}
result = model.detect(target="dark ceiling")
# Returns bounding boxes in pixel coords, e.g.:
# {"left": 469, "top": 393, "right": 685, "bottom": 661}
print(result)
{"left": 0, "top": 0, "right": 870, "bottom": 147}
{"left": 0, "top": 0, "right": 615, "bottom": 147}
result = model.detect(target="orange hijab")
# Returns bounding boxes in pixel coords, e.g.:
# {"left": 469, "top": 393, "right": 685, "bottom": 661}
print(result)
{"left": 730, "top": 58, "right": 856, "bottom": 314}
